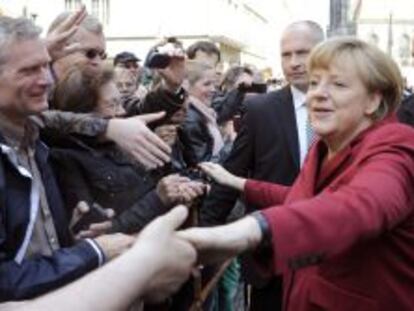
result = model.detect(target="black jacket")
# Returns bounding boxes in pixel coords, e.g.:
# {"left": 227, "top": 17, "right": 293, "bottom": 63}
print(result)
{"left": 397, "top": 94, "right": 414, "bottom": 126}
{"left": 181, "top": 104, "right": 214, "bottom": 167}
{"left": 49, "top": 135, "right": 168, "bottom": 234}
{"left": 0, "top": 135, "right": 99, "bottom": 301}
{"left": 201, "top": 86, "right": 301, "bottom": 225}
{"left": 212, "top": 88, "right": 246, "bottom": 125}
{"left": 200, "top": 87, "right": 300, "bottom": 309}
{"left": 50, "top": 136, "right": 154, "bottom": 214}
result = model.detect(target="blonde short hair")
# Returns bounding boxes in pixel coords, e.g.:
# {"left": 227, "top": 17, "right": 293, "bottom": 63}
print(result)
{"left": 307, "top": 37, "right": 403, "bottom": 120}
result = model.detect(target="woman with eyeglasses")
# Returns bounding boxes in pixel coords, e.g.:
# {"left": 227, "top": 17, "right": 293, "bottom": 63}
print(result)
{"left": 48, "top": 65, "right": 205, "bottom": 236}
{"left": 179, "top": 37, "right": 414, "bottom": 311}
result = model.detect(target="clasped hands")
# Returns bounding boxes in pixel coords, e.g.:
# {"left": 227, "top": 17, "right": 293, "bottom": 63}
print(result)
{"left": 69, "top": 163, "right": 263, "bottom": 302}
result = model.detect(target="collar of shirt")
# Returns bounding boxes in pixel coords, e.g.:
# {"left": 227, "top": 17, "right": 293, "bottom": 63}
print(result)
{"left": 0, "top": 114, "right": 39, "bottom": 152}
{"left": 291, "top": 85, "right": 307, "bottom": 110}
{"left": 290, "top": 85, "right": 309, "bottom": 167}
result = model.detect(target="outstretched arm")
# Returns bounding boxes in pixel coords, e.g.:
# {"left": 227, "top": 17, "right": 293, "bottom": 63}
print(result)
{"left": 9, "top": 206, "right": 196, "bottom": 310}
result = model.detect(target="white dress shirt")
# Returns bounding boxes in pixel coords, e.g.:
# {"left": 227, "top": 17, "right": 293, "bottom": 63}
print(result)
{"left": 291, "top": 86, "right": 308, "bottom": 167}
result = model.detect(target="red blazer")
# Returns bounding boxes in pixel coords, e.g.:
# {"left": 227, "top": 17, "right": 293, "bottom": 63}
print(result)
{"left": 244, "top": 119, "right": 414, "bottom": 311}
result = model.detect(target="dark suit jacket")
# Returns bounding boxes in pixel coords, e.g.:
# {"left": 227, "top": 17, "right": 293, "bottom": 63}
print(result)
{"left": 201, "top": 86, "right": 301, "bottom": 225}
{"left": 246, "top": 119, "right": 414, "bottom": 311}
{"left": 200, "top": 87, "right": 301, "bottom": 309}
{"left": 397, "top": 93, "right": 414, "bottom": 126}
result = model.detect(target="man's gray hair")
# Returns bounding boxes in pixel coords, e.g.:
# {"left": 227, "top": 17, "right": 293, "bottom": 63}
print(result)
{"left": 285, "top": 20, "right": 325, "bottom": 43}
{"left": 48, "top": 12, "right": 103, "bottom": 35}
{"left": 0, "top": 16, "right": 42, "bottom": 67}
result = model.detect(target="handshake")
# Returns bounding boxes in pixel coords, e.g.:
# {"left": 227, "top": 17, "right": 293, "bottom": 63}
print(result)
{"left": 17, "top": 164, "right": 261, "bottom": 310}
{"left": 134, "top": 202, "right": 263, "bottom": 303}
{"left": 133, "top": 162, "right": 259, "bottom": 302}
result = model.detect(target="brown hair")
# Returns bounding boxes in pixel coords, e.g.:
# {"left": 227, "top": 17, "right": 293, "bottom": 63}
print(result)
{"left": 220, "top": 65, "right": 253, "bottom": 91}
{"left": 52, "top": 65, "right": 114, "bottom": 113}
{"left": 187, "top": 40, "right": 221, "bottom": 63}
{"left": 308, "top": 37, "right": 403, "bottom": 120}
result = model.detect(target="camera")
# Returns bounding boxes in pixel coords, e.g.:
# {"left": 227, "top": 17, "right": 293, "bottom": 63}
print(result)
{"left": 145, "top": 38, "right": 184, "bottom": 69}
{"left": 145, "top": 50, "right": 170, "bottom": 69}
{"left": 238, "top": 82, "right": 267, "bottom": 94}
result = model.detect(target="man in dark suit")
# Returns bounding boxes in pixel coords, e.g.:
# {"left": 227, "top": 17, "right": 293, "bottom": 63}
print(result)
{"left": 200, "top": 21, "right": 324, "bottom": 310}
{"left": 398, "top": 92, "right": 414, "bottom": 126}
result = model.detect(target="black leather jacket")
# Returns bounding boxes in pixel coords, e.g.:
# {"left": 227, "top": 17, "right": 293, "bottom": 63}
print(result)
{"left": 49, "top": 135, "right": 169, "bottom": 233}
{"left": 181, "top": 104, "right": 214, "bottom": 167}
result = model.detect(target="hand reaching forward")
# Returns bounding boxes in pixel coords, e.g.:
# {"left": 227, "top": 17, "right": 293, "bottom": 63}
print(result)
{"left": 178, "top": 216, "right": 263, "bottom": 265}
{"left": 106, "top": 112, "right": 172, "bottom": 170}
{"left": 134, "top": 205, "right": 197, "bottom": 303}
{"left": 199, "top": 162, "right": 246, "bottom": 191}
{"left": 156, "top": 174, "right": 206, "bottom": 206}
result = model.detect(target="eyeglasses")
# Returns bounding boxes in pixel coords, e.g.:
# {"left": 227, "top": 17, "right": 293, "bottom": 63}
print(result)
{"left": 84, "top": 49, "right": 107, "bottom": 60}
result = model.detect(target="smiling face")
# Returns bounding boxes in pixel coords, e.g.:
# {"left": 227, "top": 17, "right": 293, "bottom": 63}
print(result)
{"left": 0, "top": 38, "right": 51, "bottom": 124}
{"left": 189, "top": 69, "right": 216, "bottom": 104}
{"left": 307, "top": 60, "right": 381, "bottom": 154}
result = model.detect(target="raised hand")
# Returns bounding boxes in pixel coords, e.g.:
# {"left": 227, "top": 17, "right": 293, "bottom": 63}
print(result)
{"left": 46, "top": 5, "right": 87, "bottom": 61}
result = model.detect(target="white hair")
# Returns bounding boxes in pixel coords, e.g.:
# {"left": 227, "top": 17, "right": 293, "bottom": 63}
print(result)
{"left": 0, "top": 16, "right": 42, "bottom": 68}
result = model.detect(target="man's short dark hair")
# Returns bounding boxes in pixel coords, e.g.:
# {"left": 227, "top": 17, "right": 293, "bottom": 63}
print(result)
{"left": 186, "top": 40, "right": 221, "bottom": 63}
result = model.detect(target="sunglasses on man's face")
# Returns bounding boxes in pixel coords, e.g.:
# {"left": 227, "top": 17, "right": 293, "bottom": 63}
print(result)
{"left": 84, "top": 49, "right": 107, "bottom": 60}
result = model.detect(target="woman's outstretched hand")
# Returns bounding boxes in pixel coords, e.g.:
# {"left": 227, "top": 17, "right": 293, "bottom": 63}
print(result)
{"left": 178, "top": 216, "right": 263, "bottom": 265}
{"left": 199, "top": 162, "right": 246, "bottom": 191}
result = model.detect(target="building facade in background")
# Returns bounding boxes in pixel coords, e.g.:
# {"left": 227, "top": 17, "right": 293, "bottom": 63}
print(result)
{"left": 354, "top": 0, "right": 414, "bottom": 85}
{"left": 0, "top": 0, "right": 275, "bottom": 71}
{"left": 1, "top": 0, "right": 412, "bottom": 83}
{"left": 0, "top": 0, "right": 335, "bottom": 78}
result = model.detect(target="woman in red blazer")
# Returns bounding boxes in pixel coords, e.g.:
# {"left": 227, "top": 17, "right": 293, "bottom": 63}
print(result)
{"left": 180, "top": 37, "right": 414, "bottom": 311}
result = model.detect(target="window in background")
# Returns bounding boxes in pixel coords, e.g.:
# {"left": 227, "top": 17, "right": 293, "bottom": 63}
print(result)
{"left": 65, "top": 0, "right": 82, "bottom": 11}
{"left": 91, "top": 0, "right": 110, "bottom": 25}
{"left": 399, "top": 34, "right": 410, "bottom": 66}
{"left": 368, "top": 32, "right": 379, "bottom": 46}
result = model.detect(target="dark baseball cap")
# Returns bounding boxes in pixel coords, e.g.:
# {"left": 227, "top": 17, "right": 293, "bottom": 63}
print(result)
{"left": 113, "top": 51, "right": 141, "bottom": 65}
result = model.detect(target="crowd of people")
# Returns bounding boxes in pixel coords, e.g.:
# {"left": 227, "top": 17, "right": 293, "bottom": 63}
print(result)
{"left": 0, "top": 4, "right": 414, "bottom": 311}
